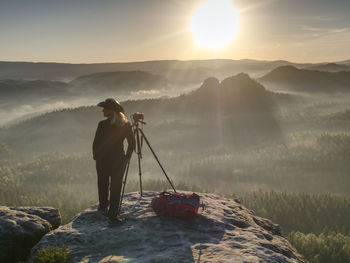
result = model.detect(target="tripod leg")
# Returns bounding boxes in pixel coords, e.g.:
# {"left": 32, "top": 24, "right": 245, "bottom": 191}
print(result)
{"left": 138, "top": 152, "right": 143, "bottom": 196}
{"left": 138, "top": 129, "right": 177, "bottom": 193}
{"left": 118, "top": 161, "right": 130, "bottom": 215}
{"left": 135, "top": 128, "right": 143, "bottom": 196}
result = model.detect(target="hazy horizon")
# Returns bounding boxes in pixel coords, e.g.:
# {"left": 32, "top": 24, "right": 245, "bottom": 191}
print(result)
{"left": 1, "top": 0, "right": 350, "bottom": 63}
{"left": 1, "top": 57, "right": 349, "bottom": 65}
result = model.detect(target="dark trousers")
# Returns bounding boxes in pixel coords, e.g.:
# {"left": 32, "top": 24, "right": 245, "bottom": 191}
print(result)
{"left": 96, "top": 158, "right": 126, "bottom": 218}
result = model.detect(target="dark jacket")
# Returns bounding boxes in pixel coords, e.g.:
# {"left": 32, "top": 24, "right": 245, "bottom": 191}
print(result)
{"left": 93, "top": 119, "right": 135, "bottom": 162}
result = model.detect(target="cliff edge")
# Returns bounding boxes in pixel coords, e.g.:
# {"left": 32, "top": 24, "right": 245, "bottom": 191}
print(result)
{"left": 0, "top": 206, "right": 61, "bottom": 262}
{"left": 30, "top": 191, "right": 307, "bottom": 263}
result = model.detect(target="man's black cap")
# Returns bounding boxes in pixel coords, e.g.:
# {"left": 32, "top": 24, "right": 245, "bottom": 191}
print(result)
{"left": 97, "top": 98, "right": 125, "bottom": 113}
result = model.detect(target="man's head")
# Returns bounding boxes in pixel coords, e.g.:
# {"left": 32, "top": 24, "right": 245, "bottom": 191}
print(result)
{"left": 97, "top": 98, "right": 125, "bottom": 118}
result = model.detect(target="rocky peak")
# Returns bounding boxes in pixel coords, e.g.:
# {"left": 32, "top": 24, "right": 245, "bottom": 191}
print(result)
{"left": 221, "top": 72, "right": 252, "bottom": 84}
{"left": 192, "top": 73, "right": 267, "bottom": 105}
{"left": 30, "top": 191, "right": 306, "bottom": 263}
{"left": 260, "top": 65, "right": 301, "bottom": 82}
{"left": 201, "top": 77, "right": 220, "bottom": 88}
{"left": 193, "top": 77, "right": 220, "bottom": 97}
{"left": 0, "top": 206, "right": 61, "bottom": 262}
{"left": 219, "top": 73, "right": 267, "bottom": 99}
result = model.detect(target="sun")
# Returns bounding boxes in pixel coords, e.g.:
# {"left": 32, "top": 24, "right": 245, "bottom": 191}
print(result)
{"left": 190, "top": 0, "right": 239, "bottom": 49}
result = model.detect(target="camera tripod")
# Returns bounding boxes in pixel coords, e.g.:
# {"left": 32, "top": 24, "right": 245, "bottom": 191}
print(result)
{"left": 118, "top": 113, "right": 176, "bottom": 214}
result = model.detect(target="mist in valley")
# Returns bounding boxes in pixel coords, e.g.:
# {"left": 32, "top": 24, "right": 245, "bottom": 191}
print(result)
{"left": 2, "top": 62, "right": 350, "bottom": 195}
{"left": 0, "top": 59, "right": 315, "bottom": 127}
{"left": 0, "top": 81, "right": 199, "bottom": 128}
{"left": 1, "top": 60, "right": 350, "bottom": 263}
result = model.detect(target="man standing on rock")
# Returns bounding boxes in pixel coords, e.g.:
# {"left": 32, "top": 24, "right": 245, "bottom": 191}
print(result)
{"left": 93, "top": 98, "right": 135, "bottom": 224}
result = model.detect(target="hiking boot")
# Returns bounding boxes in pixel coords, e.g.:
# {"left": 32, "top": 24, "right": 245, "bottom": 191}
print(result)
{"left": 98, "top": 206, "right": 108, "bottom": 216}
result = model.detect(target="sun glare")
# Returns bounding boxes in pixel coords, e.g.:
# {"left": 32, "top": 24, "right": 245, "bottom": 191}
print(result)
{"left": 190, "top": 0, "right": 239, "bottom": 49}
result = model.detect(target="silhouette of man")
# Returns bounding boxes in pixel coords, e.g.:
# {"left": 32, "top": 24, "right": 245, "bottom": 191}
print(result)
{"left": 93, "top": 98, "right": 135, "bottom": 224}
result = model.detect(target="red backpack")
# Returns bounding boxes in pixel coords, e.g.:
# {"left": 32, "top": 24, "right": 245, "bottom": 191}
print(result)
{"left": 151, "top": 191, "right": 200, "bottom": 219}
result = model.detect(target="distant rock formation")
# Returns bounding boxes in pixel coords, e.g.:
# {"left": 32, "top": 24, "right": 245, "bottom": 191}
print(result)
{"left": 0, "top": 206, "right": 61, "bottom": 262}
{"left": 183, "top": 73, "right": 282, "bottom": 144}
{"left": 30, "top": 192, "right": 306, "bottom": 263}
{"left": 259, "top": 65, "right": 350, "bottom": 93}
{"left": 304, "top": 63, "right": 350, "bottom": 72}
{"left": 188, "top": 73, "right": 274, "bottom": 114}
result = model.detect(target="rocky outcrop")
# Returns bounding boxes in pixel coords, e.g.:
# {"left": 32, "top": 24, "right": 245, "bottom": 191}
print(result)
{"left": 9, "top": 206, "right": 62, "bottom": 229}
{"left": 30, "top": 192, "right": 306, "bottom": 263}
{"left": 259, "top": 65, "right": 350, "bottom": 93}
{"left": 0, "top": 206, "right": 61, "bottom": 262}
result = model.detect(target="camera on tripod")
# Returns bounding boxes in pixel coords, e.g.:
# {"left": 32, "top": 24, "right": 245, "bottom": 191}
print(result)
{"left": 118, "top": 111, "right": 177, "bottom": 214}
{"left": 131, "top": 112, "right": 145, "bottom": 123}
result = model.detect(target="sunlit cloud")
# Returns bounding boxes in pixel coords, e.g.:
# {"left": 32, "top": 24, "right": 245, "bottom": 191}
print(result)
{"left": 299, "top": 25, "right": 350, "bottom": 38}
{"left": 298, "top": 15, "right": 334, "bottom": 22}
{"left": 238, "top": 0, "right": 279, "bottom": 13}
{"left": 331, "top": 28, "right": 350, "bottom": 34}
{"left": 130, "top": 89, "right": 160, "bottom": 96}
{"left": 301, "top": 26, "right": 327, "bottom": 32}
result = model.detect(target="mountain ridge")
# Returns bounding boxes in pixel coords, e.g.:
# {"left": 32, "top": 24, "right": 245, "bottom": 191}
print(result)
{"left": 304, "top": 63, "right": 350, "bottom": 72}
{"left": 0, "top": 59, "right": 312, "bottom": 81}
{"left": 70, "top": 70, "right": 168, "bottom": 94}
{"left": 0, "top": 73, "right": 285, "bottom": 156}
{"left": 259, "top": 65, "right": 350, "bottom": 93}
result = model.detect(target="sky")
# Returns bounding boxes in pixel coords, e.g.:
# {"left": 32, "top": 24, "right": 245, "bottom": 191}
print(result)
{"left": 1, "top": 0, "right": 349, "bottom": 63}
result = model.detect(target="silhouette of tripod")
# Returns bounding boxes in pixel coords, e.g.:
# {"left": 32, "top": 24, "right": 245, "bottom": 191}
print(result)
{"left": 118, "top": 113, "right": 176, "bottom": 213}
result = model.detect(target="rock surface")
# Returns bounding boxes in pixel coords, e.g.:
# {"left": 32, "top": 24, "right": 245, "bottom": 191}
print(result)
{"left": 30, "top": 192, "right": 307, "bottom": 263}
{"left": 0, "top": 206, "right": 61, "bottom": 263}
{"left": 9, "top": 206, "right": 62, "bottom": 229}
